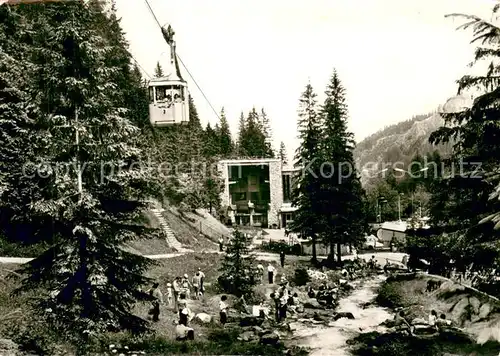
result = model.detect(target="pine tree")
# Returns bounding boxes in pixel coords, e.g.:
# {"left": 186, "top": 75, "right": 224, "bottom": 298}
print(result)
{"left": 154, "top": 60, "right": 164, "bottom": 78}
{"left": 5, "top": 2, "right": 158, "bottom": 339}
{"left": 260, "top": 108, "right": 275, "bottom": 157}
{"left": 237, "top": 111, "right": 246, "bottom": 156}
{"left": 217, "top": 107, "right": 234, "bottom": 158}
{"left": 218, "top": 229, "right": 257, "bottom": 298}
{"left": 203, "top": 122, "right": 219, "bottom": 157}
{"left": 239, "top": 108, "right": 267, "bottom": 158}
{"left": 428, "top": 4, "right": 500, "bottom": 270}
{"left": 279, "top": 141, "right": 288, "bottom": 166}
{"left": 289, "top": 83, "right": 323, "bottom": 262}
{"left": 319, "top": 70, "right": 367, "bottom": 263}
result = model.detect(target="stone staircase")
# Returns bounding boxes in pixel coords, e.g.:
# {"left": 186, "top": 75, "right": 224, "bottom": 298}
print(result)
{"left": 150, "top": 206, "right": 193, "bottom": 253}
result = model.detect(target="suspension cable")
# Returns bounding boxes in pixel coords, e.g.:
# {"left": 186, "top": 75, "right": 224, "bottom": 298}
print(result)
{"left": 143, "top": 0, "right": 221, "bottom": 122}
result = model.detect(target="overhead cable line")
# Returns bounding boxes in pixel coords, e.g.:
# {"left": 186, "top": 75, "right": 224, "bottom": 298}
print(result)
{"left": 143, "top": 0, "right": 221, "bottom": 122}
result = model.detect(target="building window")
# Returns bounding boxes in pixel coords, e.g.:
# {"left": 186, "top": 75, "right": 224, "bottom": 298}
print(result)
{"left": 253, "top": 215, "right": 262, "bottom": 224}
{"left": 250, "top": 192, "right": 259, "bottom": 201}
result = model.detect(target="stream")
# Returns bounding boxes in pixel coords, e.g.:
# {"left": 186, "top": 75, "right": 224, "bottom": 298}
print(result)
{"left": 293, "top": 275, "right": 393, "bottom": 356}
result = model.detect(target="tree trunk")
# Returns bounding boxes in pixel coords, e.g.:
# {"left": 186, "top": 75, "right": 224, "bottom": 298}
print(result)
{"left": 329, "top": 241, "right": 335, "bottom": 261}
{"left": 337, "top": 243, "right": 342, "bottom": 264}
{"left": 311, "top": 234, "right": 317, "bottom": 262}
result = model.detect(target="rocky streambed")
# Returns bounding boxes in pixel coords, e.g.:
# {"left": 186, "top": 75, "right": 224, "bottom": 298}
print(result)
{"left": 291, "top": 275, "right": 392, "bottom": 355}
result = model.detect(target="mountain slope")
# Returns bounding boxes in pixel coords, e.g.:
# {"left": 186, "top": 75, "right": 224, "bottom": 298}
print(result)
{"left": 354, "top": 94, "right": 472, "bottom": 183}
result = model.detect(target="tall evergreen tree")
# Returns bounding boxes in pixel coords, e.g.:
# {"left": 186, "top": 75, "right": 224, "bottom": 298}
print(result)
{"left": 279, "top": 141, "right": 288, "bottom": 166}
{"left": 203, "top": 122, "right": 218, "bottom": 157}
{"left": 217, "top": 107, "right": 234, "bottom": 158}
{"left": 318, "top": 70, "right": 367, "bottom": 262}
{"left": 260, "top": 108, "right": 275, "bottom": 157}
{"left": 239, "top": 108, "right": 267, "bottom": 158}
{"left": 236, "top": 111, "right": 246, "bottom": 156}
{"left": 2, "top": 2, "right": 158, "bottom": 339}
{"left": 218, "top": 229, "right": 257, "bottom": 298}
{"left": 289, "top": 83, "right": 323, "bottom": 262}
{"left": 154, "top": 60, "right": 164, "bottom": 78}
{"left": 428, "top": 4, "right": 500, "bottom": 270}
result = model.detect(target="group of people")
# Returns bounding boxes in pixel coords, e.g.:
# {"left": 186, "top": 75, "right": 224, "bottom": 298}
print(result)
{"left": 270, "top": 281, "right": 300, "bottom": 322}
{"left": 393, "top": 309, "right": 452, "bottom": 335}
{"left": 147, "top": 268, "right": 206, "bottom": 322}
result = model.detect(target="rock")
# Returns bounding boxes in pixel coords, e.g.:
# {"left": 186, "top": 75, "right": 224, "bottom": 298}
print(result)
{"left": 469, "top": 297, "right": 481, "bottom": 315}
{"left": 313, "top": 312, "right": 325, "bottom": 322}
{"left": 0, "top": 339, "right": 18, "bottom": 356}
{"left": 288, "top": 322, "right": 300, "bottom": 332}
{"left": 479, "top": 303, "right": 492, "bottom": 319}
{"left": 411, "top": 317, "right": 427, "bottom": 325}
{"left": 333, "top": 312, "right": 355, "bottom": 321}
{"left": 260, "top": 331, "right": 280, "bottom": 345}
{"left": 304, "top": 298, "right": 322, "bottom": 309}
{"left": 252, "top": 326, "right": 264, "bottom": 334}
{"left": 195, "top": 313, "right": 212, "bottom": 324}
{"left": 238, "top": 330, "right": 257, "bottom": 342}
{"left": 260, "top": 319, "right": 273, "bottom": 330}
{"left": 296, "top": 305, "right": 305, "bottom": 313}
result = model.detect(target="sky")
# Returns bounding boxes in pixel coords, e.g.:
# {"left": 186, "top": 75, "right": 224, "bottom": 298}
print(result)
{"left": 116, "top": 0, "right": 495, "bottom": 159}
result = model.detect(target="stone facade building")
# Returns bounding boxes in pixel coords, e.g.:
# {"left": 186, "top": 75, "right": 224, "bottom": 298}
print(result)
{"left": 218, "top": 158, "right": 299, "bottom": 228}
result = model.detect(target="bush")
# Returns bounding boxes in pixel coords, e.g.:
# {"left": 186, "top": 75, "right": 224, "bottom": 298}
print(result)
{"left": 375, "top": 282, "right": 404, "bottom": 309}
{"left": 292, "top": 267, "right": 310, "bottom": 286}
{"left": 260, "top": 240, "right": 302, "bottom": 255}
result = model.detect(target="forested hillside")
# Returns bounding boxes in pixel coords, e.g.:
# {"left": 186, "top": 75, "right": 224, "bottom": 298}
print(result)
{"left": 354, "top": 111, "right": 453, "bottom": 184}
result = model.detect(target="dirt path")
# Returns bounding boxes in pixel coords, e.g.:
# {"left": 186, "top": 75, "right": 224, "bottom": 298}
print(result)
{"left": 293, "top": 275, "right": 393, "bottom": 355}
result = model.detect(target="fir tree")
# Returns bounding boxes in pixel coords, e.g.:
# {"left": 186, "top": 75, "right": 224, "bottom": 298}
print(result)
{"left": 279, "top": 141, "right": 288, "bottom": 166}
{"left": 236, "top": 111, "right": 246, "bottom": 156}
{"left": 203, "top": 122, "right": 219, "bottom": 157}
{"left": 217, "top": 107, "right": 234, "bottom": 158}
{"left": 428, "top": 4, "right": 500, "bottom": 270}
{"left": 289, "top": 83, "right": 323, "bottom": 262}
{"left": 319, "top": 70, "right": 367, "bottom": 263}
{"left": 154, "top": 60, "right": 164, "bottom": 78}
{"left": 260, "top": 108, "right": 275, "bottom": 157}
{"left": 4, "top": 2, "right": 158, "bottom": 340}
{"left": 239, "top": 108, "right": 267, "bottom": 158}
{"left": 218, "top": 229, "right": 257, "bottom": 298}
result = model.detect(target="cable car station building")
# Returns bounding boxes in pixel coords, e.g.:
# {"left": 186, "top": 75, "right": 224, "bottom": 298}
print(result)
{"left": 218, "top": 158, "right": 299, "bottom": 228}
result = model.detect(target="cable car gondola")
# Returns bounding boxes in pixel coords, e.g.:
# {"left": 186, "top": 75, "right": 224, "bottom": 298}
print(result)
{"left": 148, "top": 25, "right": 189, "bottom": 126}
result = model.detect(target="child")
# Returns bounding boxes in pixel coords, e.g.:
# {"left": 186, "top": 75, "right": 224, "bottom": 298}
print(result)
{"left": 219, "top": 295, "right": 228, "bottom": 325}
{"left": 166, "top": 283, "right": 173, "bottom": 306}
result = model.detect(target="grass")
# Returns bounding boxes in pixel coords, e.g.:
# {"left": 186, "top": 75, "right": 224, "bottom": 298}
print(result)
{"left": 0, "top": 250, "right": 310, "bottom": 355}
{"left": 98, "top": 327, "right": 308, "bottom": 355}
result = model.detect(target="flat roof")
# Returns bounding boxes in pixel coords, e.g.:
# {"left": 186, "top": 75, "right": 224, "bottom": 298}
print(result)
{"left": 219, "top": 158, "right": 281, "bottom": 165}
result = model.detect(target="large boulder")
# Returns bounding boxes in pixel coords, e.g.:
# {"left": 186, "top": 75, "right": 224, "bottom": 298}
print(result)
{"left": 260, "top": 331, "right": 280, "bottom": 345}
{"left": 238, "top": 330, "right": 258, "bottom": 342}
{"left": 304, "top": 298, "right": 322, "bottom": 309}
{"left": 194, "top": 313, "right": 212, "bottom": 324}
{"left": 0, "top": 339, "right": 18, "bottom": 356}
{"left": 333, "top": 312, "right": 355, "bottom": 321}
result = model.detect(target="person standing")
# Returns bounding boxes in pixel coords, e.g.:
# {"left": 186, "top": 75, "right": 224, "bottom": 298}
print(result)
{"left": 148, "top": 282, "right": 163, "bottom": 322}
{"left": 257, "top": 264, "right": 264, "bottom": 283}
{"left": 267, "top": 263, "right": 276, "bottom": 284}
{"left": 280, "top": 250, "right": 286, "bottom": 268}
{"left": 172, "top": 276, "right": 181, "bottom": 311}
{"left": 219, "top": 295, "right": 229, "bottom": 326}
{"left": 192, "top": 272, "right": 202, "bottom": 300}
{"left": 181, "top": 274, "right": 192, "bottom": 299}
{"left": 197, "top": 267, "right": 206, "bottom": 294}
{"left": 219, "top": 237, "right": 224, "bottom": 252}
